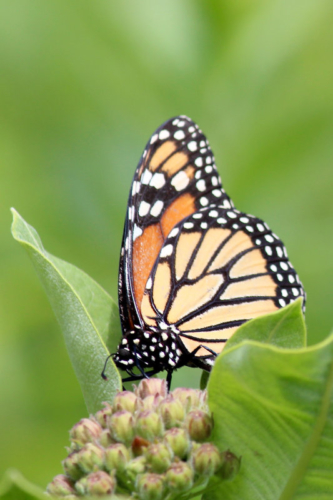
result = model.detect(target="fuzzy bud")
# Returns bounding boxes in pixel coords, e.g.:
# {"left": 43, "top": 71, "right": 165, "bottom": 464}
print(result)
{"left": 69, "top": 418, "right": 102, "bottom": 449}
{"left": 77, "top": 443, "right": 104, "bottom": 474}
{"left": 185, "top": 410, "right": 213, "bottom": 441}
{"left": 76, "top": 471, "right": 116, "bottom": 496}
{"left": 172, "top": 388, "right": 202, "bottom": 411}
{"left": 135, "top": 378, "right": 167, "bottom": 399}
{"left": 98, "top": 429, "right": 114, "bottom": 448}
{"left": 113, "top": 390, "right": 138, "bottom": 413}
{"left": 163, "top": 428, "right": 190, "bottom": 459}
{"left": 145, "top": 442, "right": 173, "bottom": 473}
{"left": 136, "top": 473, "right": 165, "bottom": 500}
{"left": 135, "top": 410, "right": 164, "bottom": 440}
{"left": 94, "top": 403, "right": 113, "bottom": 429}
{"left": 46, "top": 474, "right": 76, "bottom": 497}
{"left": 62, "top": 451, "right": 84, "bottom": 481}
{"left": 219, "top": 450, "right": 241, "bottom": 480}
{"left": 110, "top": 410, "right": 135, "bottom": 444}
{"left": 126, "top": 456, "right": 147, "bottom": 482}
{"left": 138, "top": 394, "right": 164, "bottom": 411}
{"left": 165, "top": 462, "right": 193, "bottom": 493}
{"left": 105, "top": 443, "right": 130, "bottom": 473}
{"left": 192, "top": 443, "right": 222, "bottom": 476}
{"left": 158, "top": 396, "right": 185, "bottom": 429}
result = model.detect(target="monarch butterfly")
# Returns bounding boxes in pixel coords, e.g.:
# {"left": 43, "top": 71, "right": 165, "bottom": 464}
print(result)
{"left": 112, "top": 116, "right": 305, "bottom": 386}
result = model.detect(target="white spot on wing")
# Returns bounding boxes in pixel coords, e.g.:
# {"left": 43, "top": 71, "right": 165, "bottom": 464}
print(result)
{"left": 188, "top": 141, "right": 197, "bottom": 152}
{"left": 150, "top": 172, "right": 165, "bottom": 189}
{"left": 160, "top": 244, "right": 173, "bottom": 258}
{"left": 174, "top": 130, "right": 185, "bottom": 140}
{"left": 171, "top": 171, "right": 190, "bottom": 191}
{"left": 141, "top": 170, "right": 153, "bottom": 185}
{"left": 196, "top": 179, "right": 206, "bottom": 192}
{"left": 139, "top": 201, "right": 150, "bottom": 217}
{"left": 150, "top": 200, "right": 164, "bottom": 217}
{"left": 169, "top": 227, "right": 180, "bottom": 238}
{"left": 133, "top": 224, "right": 143, "bottom": 241}
{"left": 159, "top": 129, "right": 170, "bottom": 140}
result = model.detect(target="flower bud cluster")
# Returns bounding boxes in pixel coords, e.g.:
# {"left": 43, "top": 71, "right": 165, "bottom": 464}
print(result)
{"left": 47, "top": 379, "right": 240, "bottom": 498}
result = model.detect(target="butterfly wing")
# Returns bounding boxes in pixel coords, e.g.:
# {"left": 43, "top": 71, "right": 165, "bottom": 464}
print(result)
{"left": 119, "top": 115, "right": 232, "bottom": 335}
{"left": 140, "top": 205, "right": 305, "bottom": 369}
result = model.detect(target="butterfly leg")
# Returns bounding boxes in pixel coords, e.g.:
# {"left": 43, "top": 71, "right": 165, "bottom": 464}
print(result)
{"left": 166, "top": 369, "right": 173, "bottom": 392}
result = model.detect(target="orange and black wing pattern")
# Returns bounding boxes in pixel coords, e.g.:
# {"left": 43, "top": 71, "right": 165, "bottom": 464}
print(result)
{"left": 118, "top": 116, "right": 232, "bottom": 336}
{"left": 115, "top": 116, "right": 305, "bottom": 376}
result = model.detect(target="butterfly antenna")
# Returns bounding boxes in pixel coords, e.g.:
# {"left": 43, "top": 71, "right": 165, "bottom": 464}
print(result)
{"left": 101, "top": 354, "right": 112, "bottom": 380}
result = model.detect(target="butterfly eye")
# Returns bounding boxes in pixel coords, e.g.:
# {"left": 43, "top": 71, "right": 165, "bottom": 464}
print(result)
{"left": 114, "top": 116, "right": 306, "bottom": 387}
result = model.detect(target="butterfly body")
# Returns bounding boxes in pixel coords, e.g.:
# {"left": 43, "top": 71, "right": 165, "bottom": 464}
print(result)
{"left": 113, "top": 116, "right": 305, "bottom": 381}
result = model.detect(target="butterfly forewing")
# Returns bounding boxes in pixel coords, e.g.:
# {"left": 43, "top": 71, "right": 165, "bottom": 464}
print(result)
{"left": 119, "top": 116, "right": 232, "bottom": 333}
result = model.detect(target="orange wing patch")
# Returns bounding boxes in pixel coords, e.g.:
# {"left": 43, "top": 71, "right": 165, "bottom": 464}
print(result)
{"left": 133, "top": 224, "right": 164, "bottom": 311}
{"left": 150, "top": 141, "right": 177, "bottom": 172}
{"left": 230, "top": 248, "right": 268, "bottom": 278}
{"left": 188, "top": 228, "right": 231, "bottom": 280}
{"left": 153, "top": 262, "right": 172, "bottom": 313}
{"left": 207, "top": 231, "right": 254, "bottom": 273}
{"left": 141, "top": 293, "right": 158, "bottom": 326}
{"left": 178, "top": 300, "right": 277, "bottom": 331}
{"left": 223, "top": 275, "right": 277, "bottom": 300}
{"left": 167, "top": 274, "right": 224, "bottom": 324}
{"left": 175, "top": 232, "right": 202, "bottom": 280}
{"left": 161, "top": 151, "right": 189, "bottom": 177}
{"left": 161, "top": 193, "right": 196, "bottom": 238}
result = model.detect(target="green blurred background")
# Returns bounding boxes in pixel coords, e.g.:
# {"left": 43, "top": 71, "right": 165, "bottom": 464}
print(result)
{"left": 1, "top": 0, "right": 333, "bottom": 488}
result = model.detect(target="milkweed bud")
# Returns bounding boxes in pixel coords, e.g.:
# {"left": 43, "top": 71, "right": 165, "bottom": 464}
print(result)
{"left": 135, "top": 410, "right": 164, "bottom": 440}
{"left": 165, "top": 462, "right": 193, "bottom": 493}
{"left": 62, "top": 451, "right": 84, "bottom": 481}
{"left": 98, "top": 429, "right": 114, "bottom": 448}
{"left": 145, "top": 442, "right": 173, "bottom": 473}
{"left": 163, "top": 428, "right": 190, "bottom": 459}
{"left": 46, "top": 474, "right": 76, "bottom": 497}
{"left": 69, "top": 418, "right": 102, "bottom": 449}
{"left": 77, "top": 443, "right": 105, "bottom": 474}
{"left": 185, "top": 410, "right": 213, "bottom": 441}
{"left": 110, "top": 410, "right": 134, "bottom": 444}
{"left": 138, "top": 394, "right": 164, "bottom": 411}
{"left": 94, "top": 403, "right": 113, "bottom": 429}
{"left": 192, "top": 443, "right": 222, "bottom": 476}
{"left": 76, "top": 471, "right": 116, "bottom": 496}
{"left": 172, "top": 388, "right": 202, "bottom": 411}
{"left": 136, "top": 473, "right": 165, "bottom": 500}
{"left": 135, "top": 378, "right": 167, "bottom": 399}
{"left": 113, "top": 390, "right": 138, "bottom": 413}
{"left": 219, "top": 450, "right": 242, "bottom": 480}
{"left": 105, "top": 443, "right": 130, "bottom": 473}
{"left": 126, "top": 456, "right": 147, "bottom": 482}
{"left": 158, "top": 396, "right": 185, "bottom": 428}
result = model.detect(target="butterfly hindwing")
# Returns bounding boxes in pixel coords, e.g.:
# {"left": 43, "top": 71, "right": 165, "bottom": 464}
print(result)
{"left": 141, "top": 205, "right": 305, "bottom": 369}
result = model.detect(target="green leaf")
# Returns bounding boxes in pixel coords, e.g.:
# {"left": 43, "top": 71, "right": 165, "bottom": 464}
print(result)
{"left": 206, "top": 334, "right": 333, "bottom": 500}
{"left": 0, "top": 470, "right": 48, "bottom": 500}
{"left": 11, "top": 209, "right": 122, "bottom": 413}
{"left": 224, "top": 298, "right": 306, "bottom": 353}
